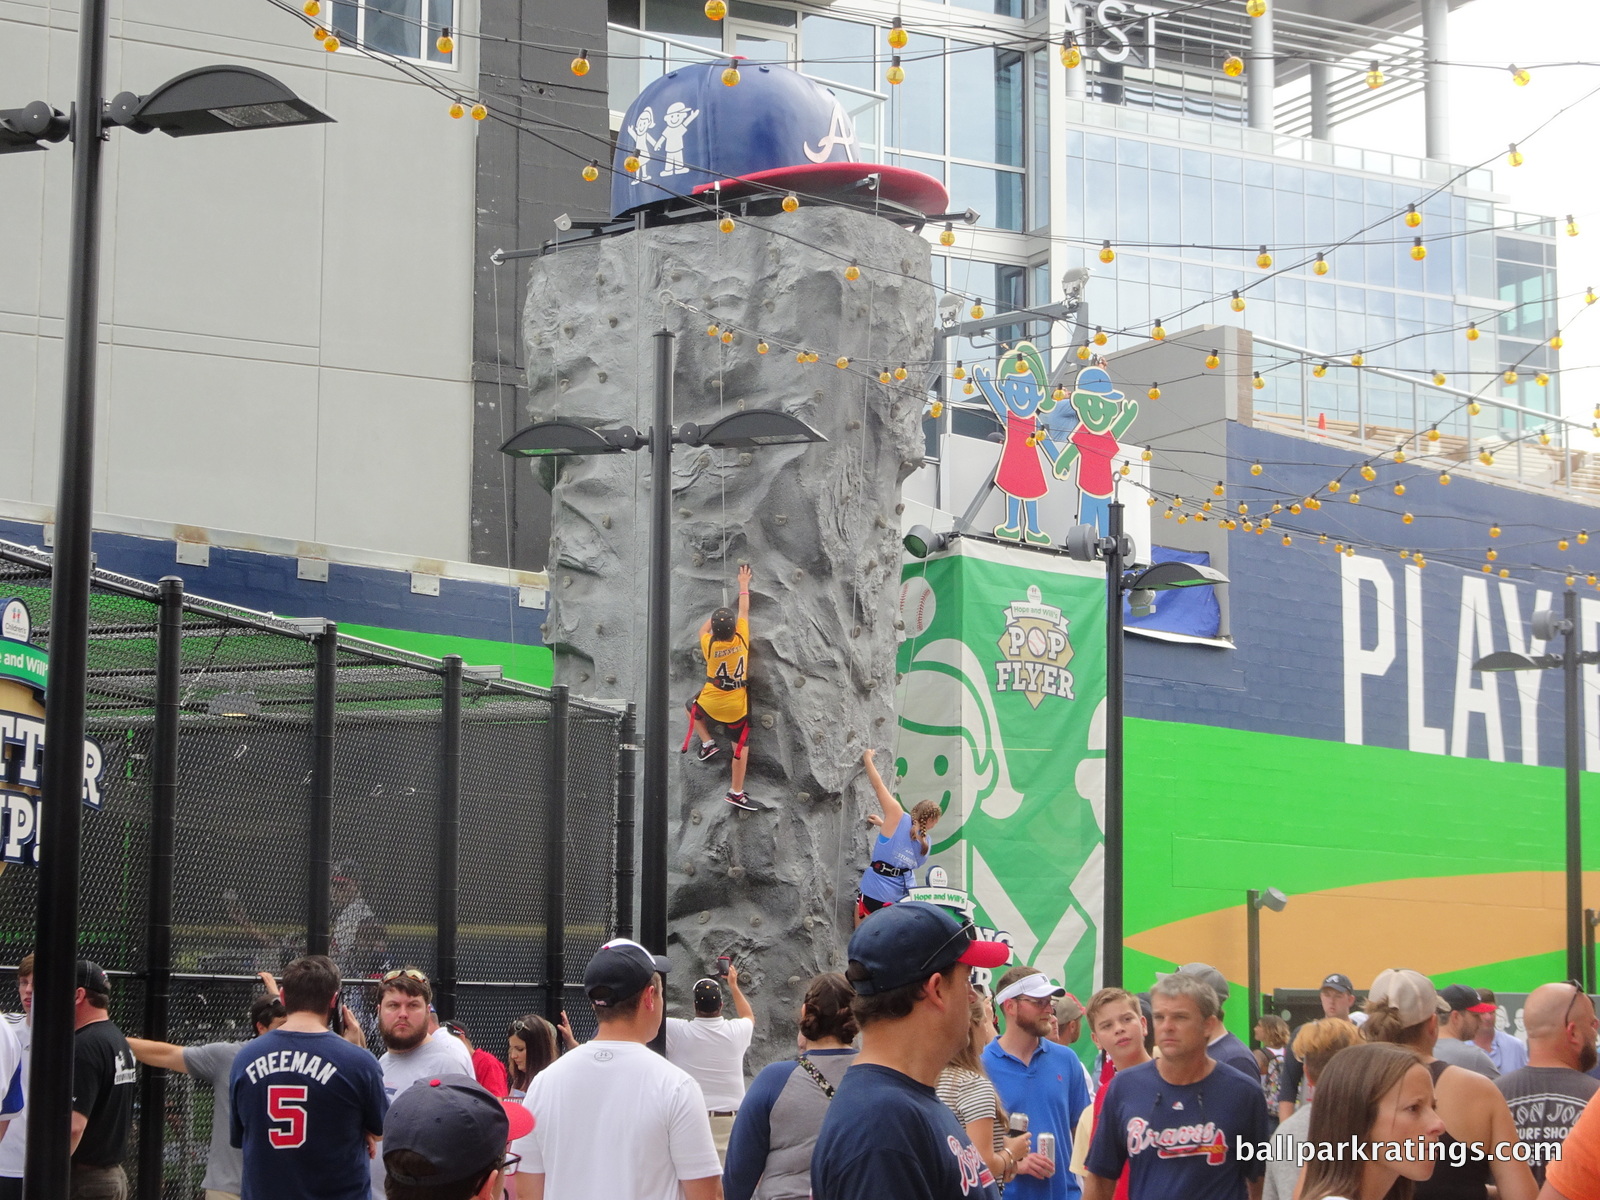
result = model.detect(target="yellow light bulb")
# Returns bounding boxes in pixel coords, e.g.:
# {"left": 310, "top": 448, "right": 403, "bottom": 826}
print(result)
{"left": 782, "top": 193, "right": 799, "bottom": 213}
{"left": 1282, "top": 534, "right": 1292, "bottom": 547}
{"left": 1466, "top": 322, "right": 1479, "bottom": 341}
{"left": 1508, "top": 143, "right": 1524, "bottom": 167}
{"left": 1470, "top": 404, "right": 1484, "bottom": 420}
{"left": 1537, "top": 372, "right": 1550, "bottom": 386}
{"left": 1256, "top": 246, "right": 1272, "bottom": 270}
{"left": 930, "top": 401, "right": 944, "bottom": 419}
{"left": 844, "top": 263, "right": 860, "bottom": 282}
{"left": 1540, "top": 431, "right": 1552, "bottom": 445}
{"left": 1568, "top": 575, "right": 1578, "bottom": 587}
{"left": 436, "top": 30, "right": 454, "bottom": 54}
{"left": 1405, "top": 204, "right": 1421, "bottom": 229}
{"left": 1313, "top": 256, "right": 1329, "bottom": 276}
{"left": 756, "top": 341, "right": 768, "bottom": 354}
{"left": 1290, "top": 503, "right": 1302, "bottom": 515}
{"left": 1313, "top": 362, "right": 1327, "bottom": 378}
{"left": 1121, "top": 464, "right": 1131, "bottom": 477}
{"left": 324, "top": 35, "right": 341, "bottom": 51}
{"left": 1410, "top": 238, "right": 1426, "bottom": 261}
{"left": 1149, "top": 385, "right": 1162, "bottom": 400}
{"left": 1551, "top": 334, "right": 1565, "bottom": 350}
{"left": 1481, "top": 563, "right": 1491, "bottom": 573}
{"left": 707, "top": 324, "right": 720, "bottom": 338}
{"left": 1061, "top": 41, "right": 1082, "bottom": 69}
{"left": 449, "top": 102, "right": 465, "bottom": 120}
{"left": 1246, "top": 0, "right": 1267, "bottom": 16}
{"left": 1099, "top": 240, "right": 1115, "bottom": 264}
{"left": 1231, "top": 291, "right": 1246, "bottom": 312}
{"left": 1366, "top": 62, "right": 1385, "bottom": 89}
{"left": 1076, "top": 343, "right": 1092, "bottom": 361}
{"left": 1088, "top": 327, "right": 1105, "bottom": 347}
{"left": 886, "top": 58, "right": 905, "bottom": 85}
{"left": 721, "top": 331, "right": 733, "bottom": 345}
{"left": 1560, "top": 538, "right": 1571, "bottom": 551}
{"left": 1272, "top": 502, "right": 1282, "bottom": 514}
{"left": 1440, "top": 471, "right": 1452, "bottom": 485}
{"left": 939, "top": 224, "right": 955, "bottom": 246}
{"left": 1164, "top": 509, "right": 1174, "bottom": 520}
{"left": 1567, "top": 216, "right": 1580, "bottom": 238}
{"left": 1394, "top": 483, "right": 1406, "bottom": 496}
{"left": 1360, "top": 464, "right": 1376, "bottom": 481}
{"left": 1403, "top": 512, "right": 1414, "bottom": 524}
{"left": 1511, "top": 64, "right": 1530, "bottom": 86}
{"left": 582, "top": 161, "right": 599, "bottom": 181}
{"left": 1479, "top": 450, "right": 1495, "bottom": 465}
{"left": 313, "top": 25, "right": 328, "bottom": 41}
{"left": 894, "top": 365, "right": 908, "bottom": 381}
{"left": 1335, "top": 543, "right": 1345, "bottom": 554}
{"left": 1394, "top": 448, "right": 1406, "bottom": 463}
{"left": 1238, "top": 502, "right": 1250, "bottom": 514}
{"left": 625, "top": 155, "right": 641, "bottom": 173}
{"left": 1432, "top": 370, "right": 1446, "bottom": 386}
{"left": 571, "top": 52, "right": 591, "bottom": 77}
{"left": 796, "top": 351, "right": 807, "bottom": 364}
{"left": 1214, "top": 482, "right": 1225, "bottom": 496}
{"left": 1489, "top": 523, "right": 1501, "bottom": 538}
{"left": 719, "top": 215, "right": 735, "bottom": 233}
{"left": 879, "top": 369, "right": 892, "bottom": 384}
{"left": 1582, "top": 531, "right": 1591, "bottom": 545}
{"left": 304, "top": 0, "right": 320, "bottom": 12}
{"left": 1426, "top": 427, "right": 1440, "bottom": 441}
{"left": 1253, "top": 372, "right": 1266, "bottom": 390}
{"left": 722, "top": 64, "right": 741, "bottom": 87}
{"left": 705, "top": 0, "right": 727, "bottom": 17}
{"left": 1328, "top": 480, "right": 1341, "bottom": 493}
{"left": 1206, "top": 351, "right": 1221, "bottom": 370}
{"left": 1152, "top": 322, "right": 1166, "bottom": 340}
{"left": 889, "top": 19, "right": 909, "bottom": 50}
{"left": 1349, "top": 492, "right": 1361, "bottom": 504}
{"left": 970, "top": 303, "right": 984, "bottom": 320}
{"left": 1223, "top": 55, "right": 1245, "bottom": 78}
{"left": 470, "top": 102, "right": 487, "bottom": 120}
{"left": 1351, "top": 352, "right": 1365, "bottom": 367}
{"left": 836, "top": 356, "right": 849, "bottom": 369}
{"left": 807, "top": 352, "right": 819, "bottom": 364}
{"left": 1250, "top": 461, "right": 1262, "bottom": 476}
{"left": 964, "top": 381, "right": 975, "bottom": 395}
{"left": 953, "top": 363, "right": 966, "bottom": 380}
{"left": 1499, "top": 568, "right": 1509, "bottom": 578}
{"left": 1503, "top": 369, "right": 1518, "bottom": 386}
{"left": 1052, "top": 386, "right": 1067, "bottom": 401}
{"left": 1142, "top": 449, "right": 1153, "bottom": 462}
{"left": 1174, "top": 497, "right": 1184, "bottom": 507}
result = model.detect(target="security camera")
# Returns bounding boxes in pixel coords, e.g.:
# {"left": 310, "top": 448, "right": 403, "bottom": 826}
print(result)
{"left": 553, "top": 212, "right": 573, "bottom": 232}
{"left": 1128, "top": 588, "right": 1156, "bottom": 618}
{"left": 938, "top": 293, "right": 962, "bottom": 327}
{"left": 1258, "top": 888, "right": 1289, "bottom": 912}
{"left": 1061, "top": 266, "right": 1093, "bottom": 303}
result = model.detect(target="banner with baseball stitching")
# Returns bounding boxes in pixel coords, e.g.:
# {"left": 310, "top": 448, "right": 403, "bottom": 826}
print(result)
{"left": 895, "top": 538, "right": 1107, "bottom": 1004}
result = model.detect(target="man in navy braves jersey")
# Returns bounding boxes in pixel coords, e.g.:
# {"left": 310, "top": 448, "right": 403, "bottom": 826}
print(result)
{"left": 812, "top": 902, "right": 1012, "bottom": 1200}
{"left": 1084, "top": 973, "right": 1268, "bottom": 1200}
{"left": 231, "top": 955, "right": 387, "bottom": 1200}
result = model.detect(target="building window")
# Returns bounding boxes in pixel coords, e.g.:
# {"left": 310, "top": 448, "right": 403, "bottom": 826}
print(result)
{"left": 331, "top": 0, "right": 455, "bottom": 65}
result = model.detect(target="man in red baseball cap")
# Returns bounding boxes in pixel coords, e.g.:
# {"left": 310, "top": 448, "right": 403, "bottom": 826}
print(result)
{"left": 1436, "top": 984, "right": 1502, "bottom": 1079}
{"left": 811, "top": 902, "right": 1010, "bottom": 1199}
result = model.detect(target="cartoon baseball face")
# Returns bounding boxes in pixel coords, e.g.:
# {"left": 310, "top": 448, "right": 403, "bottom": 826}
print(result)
{"left": 997, "top": 367, "right": 1056, "bottom": 420}
{"left": 1071, "top": 367, "right": 1126, "bottom": 433}
{"left": 664, "top": 102, "right": 692, "bottom": 127}
{"left": 631, "top": 108, "right": 656, "bottom": 135}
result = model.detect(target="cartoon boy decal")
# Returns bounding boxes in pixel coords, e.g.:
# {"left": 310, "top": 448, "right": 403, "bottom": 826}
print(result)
{"left": 972, "top": 341, "right": 1060, "bottom": 545}
{"left": 658, "top": 101, "right": 700, "bottom": 176}
{"left": 628, "top": 106, "right": 659, "bottom": 183}
{"left": 1051, "top": 365, "right": 1138, "bottom": 534}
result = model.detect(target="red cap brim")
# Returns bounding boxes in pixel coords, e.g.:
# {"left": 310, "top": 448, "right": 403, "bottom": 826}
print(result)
{"left": 1467, "top": 1003, "right": 1497, "bottom": 1013}
{"left": 692, "top": 162, "right": 950, "bottom": 217}
{"left": 501, "top": 1099, "right": 534, "bottom": 1142}
{"left": 959, "top": 939, "right": 1012, "bottom": 970}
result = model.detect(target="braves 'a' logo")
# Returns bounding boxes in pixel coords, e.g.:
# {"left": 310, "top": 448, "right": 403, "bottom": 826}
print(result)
{"left": 1126, "top": 1116, "right": 1229, "bottom": 1165}
{"left": 803, "top": 100, "right": 857, "bottom": 163}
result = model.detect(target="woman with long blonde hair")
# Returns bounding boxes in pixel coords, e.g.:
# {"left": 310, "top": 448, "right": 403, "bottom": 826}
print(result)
{"left": 937, "top": 993, "right": 1029, "bottom": 1190}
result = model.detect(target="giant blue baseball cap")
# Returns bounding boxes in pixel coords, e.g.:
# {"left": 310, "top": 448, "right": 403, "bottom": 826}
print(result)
{"left": 611, "top": 61, "right": 948, "bottom": 220}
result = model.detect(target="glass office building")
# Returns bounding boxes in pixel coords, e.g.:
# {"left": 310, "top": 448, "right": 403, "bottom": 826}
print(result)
{"left": 609, "top": 0, "right": 1562, "bottom": 436}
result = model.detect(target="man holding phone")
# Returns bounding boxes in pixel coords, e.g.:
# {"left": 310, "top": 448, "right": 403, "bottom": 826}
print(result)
{"left": 665, "top": 961, "right": 756, "bottom": 1162}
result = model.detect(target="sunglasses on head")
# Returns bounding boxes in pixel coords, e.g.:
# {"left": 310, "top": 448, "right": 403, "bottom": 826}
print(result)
{"left": 382, "top": 968, "right": 429, "bottom": 984}
{"left": 917, "top": 918, "right": 979, "bottom": 975}
{"left": 1565, "top": 980, "right": 1588, "bottom": 1027}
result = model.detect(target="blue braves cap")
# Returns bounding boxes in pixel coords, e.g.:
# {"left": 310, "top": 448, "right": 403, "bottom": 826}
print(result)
{"left": 383, "top": 1074, "right": 532, "bottom": 1187}
{"left": 845, "top": 901, "right": 1009, "bottom": 996}
{"left": 611, "top": 61, "right": 947, "bottom": 219}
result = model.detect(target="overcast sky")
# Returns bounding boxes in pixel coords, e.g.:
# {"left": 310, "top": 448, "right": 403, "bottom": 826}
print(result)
{"left": 1334, "top": 0, "right": 1600, "bottom": 423}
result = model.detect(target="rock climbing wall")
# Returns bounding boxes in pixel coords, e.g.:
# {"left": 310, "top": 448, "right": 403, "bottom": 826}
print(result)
{"left": 522, "top": 205, "right": 931, "bottom": 1064}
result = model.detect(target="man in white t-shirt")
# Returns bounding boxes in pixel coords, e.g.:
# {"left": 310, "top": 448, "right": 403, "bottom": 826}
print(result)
{"left": 370, "top": 968, "right": 483, "bottom": 1199}
{"left": 665, "top": 967, "right": 755, "bottom": 1160}
{"left": 0, "top": 954, "right": 33, "bottom": 1200}
{"left": 512, "top": 938, "right": 721, "bottom": 1200}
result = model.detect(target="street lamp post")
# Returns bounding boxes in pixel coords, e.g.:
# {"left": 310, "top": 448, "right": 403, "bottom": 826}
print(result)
{"left": 2, "top": 16, "right": 329, "bottom": 1196}
{"left": 1064, "top": 500, "right": 1228, "bottom": 988}
{"left": 1587, "top": 908, "right": 1599, "bottom": 994}
{"left": 1473, "top": 588, "right": 1598, "bottom": 983}
{"left": 1246, "top": 887, "right": 1288, "bottom": 1048}
{"left": 502, "top": 340, "right": 826, "bottom": 1048}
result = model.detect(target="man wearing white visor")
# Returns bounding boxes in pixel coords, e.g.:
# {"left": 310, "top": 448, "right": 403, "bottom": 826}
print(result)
{"left": 983, "top": 967, "right": 1091, "bottom": 1200}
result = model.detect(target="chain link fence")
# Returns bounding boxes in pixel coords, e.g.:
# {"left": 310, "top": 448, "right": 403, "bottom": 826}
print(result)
{"left": 0, "top": 540, "right": 630, "bottom": 1198}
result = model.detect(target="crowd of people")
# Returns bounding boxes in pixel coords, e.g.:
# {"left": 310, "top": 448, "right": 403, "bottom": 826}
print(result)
{"left": 22, "top": 911, "right": 1600, "bottom": 1200}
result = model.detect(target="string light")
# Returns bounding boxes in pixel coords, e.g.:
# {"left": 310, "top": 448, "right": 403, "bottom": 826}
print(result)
{"left": 625, "top": 154, "right": 641, "bottom": 173}
{"left": 1206, "top": 350, "right": 1221, "bottom": 369}
{"left": 756, "top": 341, "right": 768, "bottom": 354}
{"left": 1489, "top": 523, "right": 1501, "bottom": 538}
{"left": 1256, "top": 246, "right": 1272, "bottom": 270}
{"left": 1223, "top": 54, "right": 1245, "bottom": 78}
{"left": 1313, "top": 362, "right": 1327, "bottom": 378}
{"left": 571, "top": 49, "right": 591, "bottom": 76}
{"left": 1141, "top": 449, "right": 1153, "bottom": 461}
{"left": 1502, "top": 369, "right": 1518, "bottom": 386}
{"left": 1426, "top": 427, "right": 1440, "bottom": 441}
{"left": 1486, "top": 549, "right": 1498, "bottom": 561}
{"left": 1250, "top": 461, "right": 1262, "bottom": 476}
{"left": 1313, "top": 254, "right": 1329, "bottom": 276}
{"left": 705, "top": 0, "right": 727, "bottom": 17}
{"left": 970, "top": 302, "right": 984, "bottom": 319}
{"left": 1093, "top": 327, "right": 1108, "bottom": 346}
{"left": 1567, "top": 575, "right": 1578, "bottom": 587}
{"left": 1559, "top": 537, "right": 1571, "bottom": 551}
{"left": 929, "top": 401, "right": 944, "bottom": 419}
{"left": 1149, "top": 384, "right": 1163, "bottom": 400}
{"left": 1499, "top": 567, "right": 1510, "bottom": 578}
{"left": 1410, "top": 237, "right": 1426, "bottom": 261}
{"left": 469, "top": 102, "right": 487, "bottom": 120}
{"left": 1238, "top": 502, "right": 1250, "bottom": 514}
{"left": 1366, "top": 61, "right": 1385, "bottom": 89}
{"left": 706, "top": 323, "right": 720, "bottom": 338}
{"left": 894, "top": 364, "right": 908, "bottom": 381}
{"left": 1539, "top": 430, "right": 1551, "bottom": 445}
{"left": 722, "top": 60, "right": 741, "bottom": 86}
{"left": 1551, "top": 332, "right": 1565, "bottom": 350}
{"left": 939, "top": 223, "right": 955, "bottom": 246}
{"left": 1099, "top": 240, "right": 1116, "bottom": 264}
{"left": 1246, "top": 0, "right": 1267, "bottom": 15}
{"left": 436, "top": 26, "right": 453, "bottom": 54}
{"left": 449, "top": 102, "right": 464, "bottom": 119}
{"left": 1307, "top": 496, "right": 1321, "bottom": 509}
{"left": 836, "top": 356, "right": 850, "bottom": 369}
{"left": 886, "top": 57, "right": 905, "bottom": 85}
{"left": 879, "top": 368, "right": 892, "bottom": 384}
{"left": 1403, "top": 512, "right": 1414, "bottom": 524}
{"left": 1393, "top": 447, "right": 1407, "bottom": 463}
{"left": 324, "top": 34, "right": 341, "bottom": 51}
{"left": 1466, "top": 322, "right": 1480, "bottom": 342}
{"left": 1405, "top": 203, "right": 1421, "bottom": 229}
{"left": 1061, "top": 36, "right": 1081, "bottom": 68}
{"left": 1507, "top": 143, "right": 1524, "bottom": 167}
{"left": 1439, "top": 471, "right": 1452, "bottom": 485}
{"left": 783, "top": 193, "right": 800, "bottom": 212}
{"left": 1052, "top": 385, "right": 1068, "bottom": 402}
{"left": 582, "top": 160, "right": 598, "bottom": 181}
{"left": 1289, "top": 503, "right": 1302, "bottom": 514}
{"left": 303, "top": 0, "right": 320, "bottom": 12}
{"left": 1213, "top": 481, "right": 1225, "bottom": 496}
{"left": 844, "top": 262, "right": 860, "bottom": 282}
{"left": 1253, "top": 372, "right": 1265, "bottom": 390}
{"left": 720, "top": 330, "right": 733, "bottom": 344}
{"left": 1536, "top": 372, "right": 1550, "bottom": 386}
{"left": 1328, "top": 480, "right": 1341, "bottom": 493}
{"left": 1350, "top": 351, "right": 1365, "bottom": 367}
{"left": 953, "top": 362, "right": 966, "bottom": 380}
{"left": 719, "top": 214, "right": 736, "bottom": 233}
{"left": 1152, "top": 320, "right": 1167, "bottom": 340}
{"left": 1360, "top": 464, "right": 1376, "bottom": 482}
{"left": 1394, "top": 482, "right": 1406, "bottom": 496}
{"left": 1349, "top": 492, "right": 1361, "bottom": 503}
{"left": 1567, "top": 215, "right": 1580, "bottom": 238}
{"left": 1282, "top": 534, "right": 1292, "bottom": 547}
{"left": 1510, "top": 64, "right": 1531, "bottom": 86}
{"left": 1076, "top": 343, "right": 1092, "bottom": 361}
{"left": 313, "top": 25, "right": 328, "bottom": 41}
{"left": 1467, "top": 401, "right": 1481, "bottom": 415}
{"left": 1479, "top": 449, "right": 1495, "bottom": 465}
{"left": 889, "top": 17, "right": 908, "bottom": 49}
{"left": 1231, "top": 291, "right": 1246, "bottom": 312}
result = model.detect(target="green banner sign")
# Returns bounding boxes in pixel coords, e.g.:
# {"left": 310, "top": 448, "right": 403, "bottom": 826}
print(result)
{"left": 895, "top": 539, "right": 1107, "bottom": 1000}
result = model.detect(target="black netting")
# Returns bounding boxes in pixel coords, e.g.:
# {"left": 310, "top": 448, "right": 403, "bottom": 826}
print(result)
{"left": 0, "top": 543, "right": 624, "bottom": 1197}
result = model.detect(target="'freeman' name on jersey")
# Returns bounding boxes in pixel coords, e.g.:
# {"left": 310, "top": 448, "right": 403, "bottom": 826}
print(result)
{"left": 241, "top": 1049, "right": 340, "bottom": 1087}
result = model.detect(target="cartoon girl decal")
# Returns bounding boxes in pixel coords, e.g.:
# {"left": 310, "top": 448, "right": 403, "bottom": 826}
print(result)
{"left": 972, "top": 341, "right": 1059, "bottom": 545}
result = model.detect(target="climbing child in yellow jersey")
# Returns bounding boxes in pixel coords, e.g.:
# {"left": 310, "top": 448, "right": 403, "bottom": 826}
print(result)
{"left": 686, "top": 563, "right": 756, "bottom": 810}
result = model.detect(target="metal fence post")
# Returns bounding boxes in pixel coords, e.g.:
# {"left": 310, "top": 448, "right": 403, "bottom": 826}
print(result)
{"left": 546, "top": 686, "right": 570, "bottom": 1023}
{"left": 437, "top": 656, "right": 463, "bottom": 1021}
{"left": 308, "top": 623, "right": 338, "bottom": 956}
{"left": 138, "top": 576, "right": 183, "bottom": 1198}
{"left": 614, "top": 704, "right": 637, "bottom": 939}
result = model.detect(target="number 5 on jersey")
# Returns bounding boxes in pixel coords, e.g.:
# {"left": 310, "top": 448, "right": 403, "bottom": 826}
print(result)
{"left": 267, "top": 1085, "right": 308, "bottom": 1148}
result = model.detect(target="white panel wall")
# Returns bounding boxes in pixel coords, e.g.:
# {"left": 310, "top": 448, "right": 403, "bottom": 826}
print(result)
{"left": 0, "top": 0, "right": 478, "bottom": 559}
